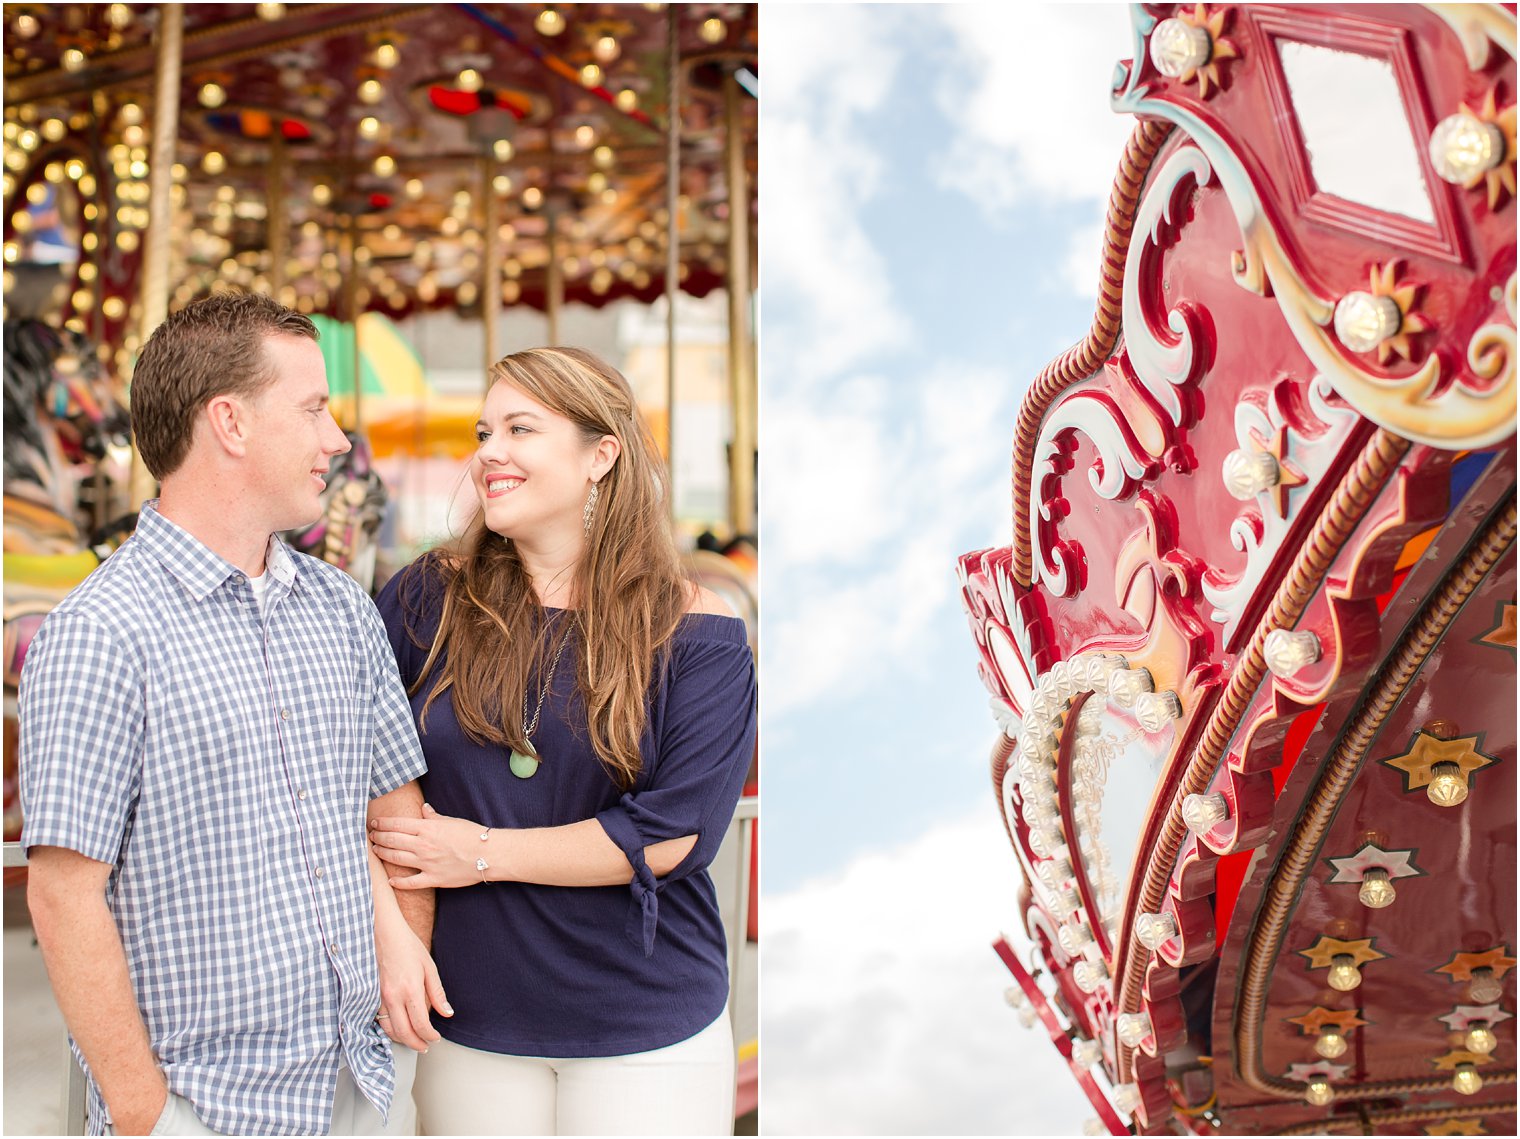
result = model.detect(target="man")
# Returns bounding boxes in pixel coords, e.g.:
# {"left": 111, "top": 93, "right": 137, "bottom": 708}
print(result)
{"left": 21, "top": 292, "right": 446, "bottom": 1136}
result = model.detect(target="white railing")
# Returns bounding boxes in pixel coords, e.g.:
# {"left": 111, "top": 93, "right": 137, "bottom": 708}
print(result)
{"left": 3, "top": 794, "right": 758, "bottom": 1136}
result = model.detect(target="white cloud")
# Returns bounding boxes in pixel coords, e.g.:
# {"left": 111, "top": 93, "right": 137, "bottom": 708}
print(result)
{"left": 763, "top": 809, "right": 1100, "bottom": 1134}
{"left": 930, "top": 4, "right": 1139, "bottom": 215}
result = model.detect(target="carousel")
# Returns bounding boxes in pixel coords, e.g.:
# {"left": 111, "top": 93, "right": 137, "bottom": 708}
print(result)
{"left": 3, "top": 3, "right": 757, "bottom": 1130}
{"left": 959, "top": 4, "right": 1515, "bottom": 1135}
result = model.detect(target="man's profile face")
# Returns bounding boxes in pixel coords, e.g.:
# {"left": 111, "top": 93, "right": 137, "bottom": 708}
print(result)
{"left": 240, "top": 334, "right": 351, "bottom": 533}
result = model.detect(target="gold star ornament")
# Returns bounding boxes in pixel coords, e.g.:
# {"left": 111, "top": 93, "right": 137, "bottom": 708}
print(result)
{"left": 1380, "top": 728, "right": 1496, "bottom": 793}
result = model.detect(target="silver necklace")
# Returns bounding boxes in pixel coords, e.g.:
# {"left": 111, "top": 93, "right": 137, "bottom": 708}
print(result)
{"left": 510, "top": 618, "right": 571, "bottom": 779}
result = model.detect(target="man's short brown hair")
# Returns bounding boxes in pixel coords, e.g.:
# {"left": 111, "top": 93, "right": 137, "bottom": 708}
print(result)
{"left": 130, "top": 291, "right": 319, "bottom": 480}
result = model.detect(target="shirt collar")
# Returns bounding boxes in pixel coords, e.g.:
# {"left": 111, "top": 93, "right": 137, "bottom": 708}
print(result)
{"left": 137, "top": 500, "right": 299, "bottom": 601}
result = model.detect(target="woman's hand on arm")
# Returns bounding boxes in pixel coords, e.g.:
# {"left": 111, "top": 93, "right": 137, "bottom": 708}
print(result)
{"left": 370, "top": 803, "right": 696, "bottom": 889}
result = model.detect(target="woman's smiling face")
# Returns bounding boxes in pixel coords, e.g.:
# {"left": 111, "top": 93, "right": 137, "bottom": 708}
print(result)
{"left": 471, "top": 380, "right": 611, "bottom": 545}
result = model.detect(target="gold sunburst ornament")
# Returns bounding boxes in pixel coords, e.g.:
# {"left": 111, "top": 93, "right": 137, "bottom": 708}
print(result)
{"left": 1333, "top": 260, "right": 1431, "bottom": 364}
{"left": 1149, "top": 5, "right": 1239, "bottom": 99}
{"left": 1429, "top": 87, "right": 1517, "bottom": 210}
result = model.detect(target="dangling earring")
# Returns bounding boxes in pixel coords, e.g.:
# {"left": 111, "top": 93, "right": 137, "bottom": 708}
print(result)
{"left": 583, "top": 481, "right": 600, "bottom": 536}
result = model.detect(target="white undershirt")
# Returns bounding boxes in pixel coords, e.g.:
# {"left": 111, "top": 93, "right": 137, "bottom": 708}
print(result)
{"left": 248, "top": 570, "right": 270, "bottom": 617}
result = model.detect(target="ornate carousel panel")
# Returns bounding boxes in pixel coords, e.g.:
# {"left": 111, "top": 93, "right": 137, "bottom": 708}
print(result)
{"left": 959, "top": 5, "right": 1516, "bottom": 1134}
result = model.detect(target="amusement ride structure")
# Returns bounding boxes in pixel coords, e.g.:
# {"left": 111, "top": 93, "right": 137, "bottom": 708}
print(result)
{"left": 959, "top": 4, "right": 1515, "bottom": 1134}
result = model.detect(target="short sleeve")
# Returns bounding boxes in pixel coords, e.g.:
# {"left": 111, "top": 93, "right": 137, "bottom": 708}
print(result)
{"left": 19, "top": 611, "right": 146, "bottom": 864}
{"left": 357, "top": 590, "right": 428, "bottom": 800}
{"left": 595, "top": 620, "right": 756, "bottom": 955}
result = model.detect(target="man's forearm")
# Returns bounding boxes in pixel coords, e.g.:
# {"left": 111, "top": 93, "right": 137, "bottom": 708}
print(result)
{"left": 368, "top": 781, "right": 434, "bottom": 946}
{"left": 29, "top": 862, "right": 166, "bottom": 1134}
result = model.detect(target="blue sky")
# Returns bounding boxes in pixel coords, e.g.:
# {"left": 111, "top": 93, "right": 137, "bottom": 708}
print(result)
{"left": 760, "top": 4, "right": 1138, "bottom": 1133}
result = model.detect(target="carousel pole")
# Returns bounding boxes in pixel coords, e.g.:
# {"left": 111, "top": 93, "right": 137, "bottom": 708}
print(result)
{"left": 546, "top": 206, "right": 563, "bottom": 345}
{"left": 267, "top": 131, "right": 288, "bottom": 298}
{"left": 342, "top": 212, "right": 362, "bottom": 430}
{"left": 481, "top": 154, "right": 502, "bottom": 373}
{"left": 128, "top": 1, "right": 184, "bottom": 509}
{"left": 664, "top": 6, "right": 680, "bottom": 519}
{"left": 722, "top": 66, "right": 753, "bottom": 538}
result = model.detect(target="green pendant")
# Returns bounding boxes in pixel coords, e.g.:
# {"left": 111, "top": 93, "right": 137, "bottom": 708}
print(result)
{"left": 509, "top": 747, "right": 540, "bottom": 779}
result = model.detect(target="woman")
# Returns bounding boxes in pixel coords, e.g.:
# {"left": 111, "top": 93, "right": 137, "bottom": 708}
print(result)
{"left": 368, "top": 347, "right": 755, "bottom": 1135}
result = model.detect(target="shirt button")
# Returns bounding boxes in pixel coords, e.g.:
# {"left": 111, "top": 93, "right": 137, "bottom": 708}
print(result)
{"left": 315, "top": 867, "right": 325, "bottom": 879}
{"left": 232, "top": 574, "right": 246, "bottom": 585}
{"left": 296, "top": 789, "right": 308, "bottom": 801}
{"left": 280, "top": 709, "right": 291, "bottom": 721}
{"left": 330, "top": 943, "right": 339, "bottom": 957}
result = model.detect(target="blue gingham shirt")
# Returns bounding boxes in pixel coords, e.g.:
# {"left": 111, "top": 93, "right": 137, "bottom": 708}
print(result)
{"left": 19, "top": 502, "right": 426, "bottom": 1135}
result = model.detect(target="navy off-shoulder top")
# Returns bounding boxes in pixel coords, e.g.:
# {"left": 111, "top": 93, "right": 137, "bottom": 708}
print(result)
{"left": 374, "top": 558, "right": 756, "bottom": 1058}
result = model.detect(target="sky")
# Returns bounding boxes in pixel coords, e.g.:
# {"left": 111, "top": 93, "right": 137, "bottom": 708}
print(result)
{"left": 759, "top": 4, "right": 1140, "bottom": 1133}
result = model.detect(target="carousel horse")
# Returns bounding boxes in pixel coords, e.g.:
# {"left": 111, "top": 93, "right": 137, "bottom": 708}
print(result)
{"left": 281, "top": 430, "right": 390, "bottom": 595}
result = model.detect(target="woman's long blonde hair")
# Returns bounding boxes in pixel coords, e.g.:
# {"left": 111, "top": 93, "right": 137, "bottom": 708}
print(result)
{"left": 406, "top": 347, "right": 689, "bottom": 790}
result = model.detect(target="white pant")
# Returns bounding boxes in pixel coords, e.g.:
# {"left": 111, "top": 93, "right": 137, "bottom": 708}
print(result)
{"left": 413, "top": 1013, "right": 734, "bottom": 1136}
{"left": 106, "top": 1045, "right": 418, "bottom": 1136}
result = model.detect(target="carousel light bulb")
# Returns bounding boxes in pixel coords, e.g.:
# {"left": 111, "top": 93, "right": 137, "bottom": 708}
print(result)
{"left": 107, "top": 2, "right": 133, "bottom": 29}
{"left": 17, "top": 128, "right": 38, "bottom": 151}
{"left": 1003, "top": 986, "right": 1027, "bottom": 1009}
{"left": 26, "top": 182, "right": 47, "bottom": 204}
{"left": 1429, "top": 113, "right": 1505, "bottom": 185}
{"left": 1108, "top": 667, "right": 1153, "bottom": 708}
{"left": 457, "top": 68, "right": 483, "bottom": 93}
{"left": 198, "top": 82, "right": 226, "bottom": 108}
{"left": 1035, "top": 858, "right": 1074, "bottom": 894}
{"left": 614, "top": 88, "right": 638, "bottom": 113}
{"left": 1075, "top": 698, "right": 1105, "bottom": 739}
{"left": 374, "top": 40, "right": 399, "bottom": 69}
{"left": 1357, "top": 868, "right": 1396, "bottom": 909}
{"left": 1315, "top": 1026, "right": 1348, "bottom": 1059}
{"left": 1112, "top": 1083, "right": 1142, "bottom": 1114}
{"left": 1468, "top": 967, "right": 1504, "bottom": 1005}
{"left": 1072, "top": 1038, "right": 1103, "bottom": 1067}
{"left": 62, "top": 48, "right": 87, "bottom": 72}
{"left": 1017, "top": 1002, "right": 1039, "bottom": 1029}
{"left": 1150, "top": 18, "right": 1212, "bottom": 77}
{"left": 1334, "top": 291, "right": 1403, "bottom": 354}
{"left": 699, "top": 17, "right": 727, "bottom": 44}
{"left": 1465, "top": 1021, "right": 1498, "bottom": 1055}
{"left": 535, "top": 7, "right": 566, "bottom": 36}
{"left": 256, "top": 2, "right": 286, "bottom": 19}
{"left": 405, "top": 177, "right": 424, "bottom": 200}
{"left": 1073, "top": 959, "right": 1110, "bottom": 994}
{"left": 1082, "top": 1119, "right": 1106, "bottom": 1137}
{"left": 1135, "top": 912, "right": 1178, "bottom": 951}
{"left": 14, "top": 13, "right": 39, "bottom": 38}
{"left": 1135, "top": 690, "right": 1182, "bottom": 733}
{"left": 581, "top": 63, "right": 603, "bottom": 87}
{"left": 1058, "top": 922, "right": 1095, "bottom": 959}
{"left": 1452, "top": 1063, "right": 1483, "bottom": 1095}
{"left": 41, "top": 118, "right": 66, "bottom": 142}
{"left": 202, "top": 150, "right": 226, "bottom": 175}
{"left": 593, "top": 35, "right": 620, "bottom": 64}
{"left": 1025, "top": 823, "right": 1063, "bottom": 860}
{"left": 493, "top": 174, "right": 512, "bottom": 194}
{"left": 311, "top": 183, "right": 332, "bottom": 206}
{"left": 1304, "top": 1078, "right": 1334, "bottom": 1107}
{"left": 1426, "top": 761, "right": 1469, "bottom": 807}
{"left": 358, "top": 79, "right": 384, "bottom": 105}
{"left": 1182, "top": 792, "right": 1229, "bottom": 835}
{"left": 1264, "top": 628, "right": 1321, "bottom": 679}
{"left": 373, "top": 154, "right": 396, "bottom": 177}
{"left": 1327, "top": 954, "right": 1362, "bottom": 992}
{"left": 358, "top": 116, "right": 382, "bottom": 140}
{"left": 493, "top": 138, "right": 514, "bottom": 162}
{"left": 1116, "top": 1012, "right": 1151, "bottom": 1047}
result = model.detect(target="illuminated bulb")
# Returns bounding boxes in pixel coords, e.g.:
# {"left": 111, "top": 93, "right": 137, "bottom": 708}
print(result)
{"left": 1112, "top": 1083, "right": 1141, "bottom": 1114}
{"left": 358, "top": 79, "right": 383, "bottom": 105}
{"left": 26, "top": 182, "right": 47, "bottom": 203}
{"left": 1017, "top": 1003, "right": 1039, "bottom": 1029}
{"left": 1017, "top": 725, "right": 1055, "bottom": 764}
{"left": 1221, "top": 448, "right": 1281, "bottom": 499}
{"left": 358, "top": 116, "right": 381, "bottom": 140}
{"left": 1264, "top": 628, "right": 1321, "bottom": 679}
{"left": 373, "top": 154, "right": 396, "bottom": 177}
{"left": 1357, "top": 868, "right": 1396, "bottom": 909}
{"left": 102, "top": 296, "right": 126, "bottom": 321}
{"left": 1115, "top": 1012, "right": 1151, "bottom": 1047}
{"left": 535, "top": 7, "right": 566, "bottom": 36}
{"left": 198, "top": 82, "right": 226, "bottom": 109}
{"left": 1108, "top": 667, "right": 1153, "bottom": 708}
{"left": 1075, "top": 698, "right": 1105, "bottom": 739}
{"left": 41, "top": 118, "right": 65, "bottom": 142}
{"left": 1149, "top": 17, "right": 1212, "bottom": 77}
{"left": 1452, "top": 1062, "right": 1483, "bottom": 1096}
{"left": 1135, "top": 690, "right": 1182, "bottom": 733}
{"left": 1072, "top": 1038, "right": 1103, "bottom": 1067}
{"left": 457, "top": 68, "right": 483, "bottom": 93}
{"left": 581, "top": 63, "right": 603, "bottom": 87}
{"left": 1082, "top": 1120, "right": 1106, "bottom": 1137}
{"left": 493, "top": 138, "right": 514, "bottom": 162}
{"left": 493, "top": 174, "right": 512, "bottom": 194}
{"left": 1429, "top": 113, "right": 1505, "bottom": 185}
{"left": 1315, "top": 1026, "right": 1348, "bottom": 1059}
{"left": 312, "top": 183, "right": 332, "bottom": 206}
{"left": 1426, "top": 762, "right": 1469, "bottom": 807}
{"left": 14, "top": 13, "right": 38, "bottom": 37}
{"left": 614, "top": 89, "right": 638, "bottom": 113}
{"left": 593, "top": 35, "right": 620, "bottom": 64}
{"left": 17, "top": 128, "right": 38, "bottom": 151}
{"left": 1073, "top": 959, "right": 1110, "bottom": 994}
{"left": 1304, "top": 1078, "right": 1334, "bottom": 1107}
{"left": 1135, "top": 912, "right": 1178, "bottom": 951}
{"left": 62, "top": 48, "right": 87, "bottom": 73}
{"left": 106, "top": 2, "right": 133, "bottom": 29}
{"left": 699, "top": 17, "right": 727, "bottom": 44}
{"left": 1327, "top": 954, "right": 1362, "bottom": 992}
{"left": 405, "top": 178, "right": 424, "bottom": 200}
{"left": 256, "top": 2, "right": 286, "bottom": 18}
{"left": 1465, "top": 1021, "right": 1498, "bottom": 1055}
{"left": 1333, "top": 291, "right": 1402, "bottom": 354}
{"left": 1003, "top": 986, "right": 1027, "bottom": 1009}
{"left": 1182, "top": 792, "right": 1229, "bottom": 835}
{"left": 202, "top": 150, "right": 226, "bottom": 175}
{"left": 1057, "top": 923, "right": 1095, "bottom": 959}
{"left": 1468, "top": 967, "right": 1503, "bottom": 1005}
{"left": 1025, "top": 823, "right": 1061, "bottom": 862}
{"left": 1034, "top": 859, "right": 1073, "bottom": 894}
